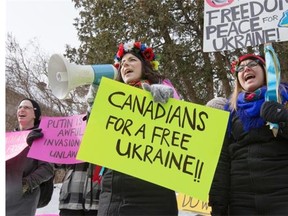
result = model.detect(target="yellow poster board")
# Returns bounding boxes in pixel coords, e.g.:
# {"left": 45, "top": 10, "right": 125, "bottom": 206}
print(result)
{"left": 177, "top": 193, "right": 211, "bottom": 215}
{"left": 77, "top": 77, "right": 229, "bottom": 201}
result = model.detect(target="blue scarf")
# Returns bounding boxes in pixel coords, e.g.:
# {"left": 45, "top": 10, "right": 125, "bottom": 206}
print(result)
{"left": 236, "top": 87, "right": 266, "bottom": 131}
{"left": 226, "top": 83, "right": 288, "bottom": 132}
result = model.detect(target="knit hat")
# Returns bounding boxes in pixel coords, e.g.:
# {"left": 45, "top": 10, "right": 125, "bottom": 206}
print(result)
{"left": 113, "top": 40, "right": 159, "bottom": 71}
{"left": 230, "top": 54, "right": 265, "bottom": 75}
{"left": 206, "top": 97, "right": 228, "bottom": 110}
{"left": 19, "top": 98, "right": 42, "bottom": 126}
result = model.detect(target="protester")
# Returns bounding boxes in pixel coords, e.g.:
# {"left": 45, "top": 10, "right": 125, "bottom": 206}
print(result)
{"left": 21, "top": 102, "right": 100, "bottom": 216}
{"left": 57, "top": 100, "right": 100, "bottom": 216}
{"left": 6, "top": 98, "right": 54, "bottom": 216}
{"left": 209, "top": 54, "right": 288, "bottom": 215}
{"left": 86, "top": 40, "right": 180, "bottom": 215}
{"left": 58, "top": 163, "right": 99, "bottom": 216}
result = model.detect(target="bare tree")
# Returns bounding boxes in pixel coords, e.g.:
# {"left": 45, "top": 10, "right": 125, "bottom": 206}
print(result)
{"left": 5, "top": 33, "right": 88, "bottom": 131}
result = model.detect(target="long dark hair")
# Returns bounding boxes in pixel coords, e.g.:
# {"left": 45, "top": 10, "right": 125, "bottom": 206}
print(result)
{"left": 116, "top": 52, "right": 165, "bottom": 84}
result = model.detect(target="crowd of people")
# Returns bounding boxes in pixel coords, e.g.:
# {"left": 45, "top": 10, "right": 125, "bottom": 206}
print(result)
{"left": 6, "top": 40, "right": 288, "bottom": 216}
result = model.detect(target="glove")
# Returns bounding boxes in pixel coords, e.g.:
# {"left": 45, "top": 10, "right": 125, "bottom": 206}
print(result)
{"left": 260, "top": 101, "right": 288, "bottom": 123}
{"left": 206, "top": 97, "right": 228, "bottom": 110}
{"left": 26, "top": 128, "right": 43, "bottom": 146}
{"left": 86, "top": 84, "right": 98, "bottom": 113}
{"left": 142, "top": 83, "right": 174, "bottom": 104}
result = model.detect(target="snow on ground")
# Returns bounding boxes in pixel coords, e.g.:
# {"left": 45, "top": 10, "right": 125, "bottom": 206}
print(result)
{"left": 35, "top": 183, "right": 61, "bottom": 216}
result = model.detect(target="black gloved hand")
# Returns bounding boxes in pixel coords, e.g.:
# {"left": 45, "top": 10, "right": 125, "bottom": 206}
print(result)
{"left": 260, "top": 101, "right": 288, "bottom": 123}
{"left": 82, "top": 112, "right": 91, "bottom": 122}
{"left": 142, "top": 83, "right": 174, "bottom": 103}
{"left": 26, "top": 128, "right": 43, "bottom": 146}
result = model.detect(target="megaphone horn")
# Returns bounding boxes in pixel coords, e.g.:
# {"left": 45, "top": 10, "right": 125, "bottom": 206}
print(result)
{"left": 48, "top": 54, "right": 117, "bottom": 99}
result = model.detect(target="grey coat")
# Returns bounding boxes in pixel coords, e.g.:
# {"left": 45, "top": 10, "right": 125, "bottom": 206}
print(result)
{"left": 6, "top": 147, "right": 54, "bottom": 216}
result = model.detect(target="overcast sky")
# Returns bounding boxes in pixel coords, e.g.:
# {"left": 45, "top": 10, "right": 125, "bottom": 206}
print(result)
{"left": 3, "top": 1, "right": 79, "bottom": 203}
{"left": 6, "top": 0, "right": 80, "bottom": 55}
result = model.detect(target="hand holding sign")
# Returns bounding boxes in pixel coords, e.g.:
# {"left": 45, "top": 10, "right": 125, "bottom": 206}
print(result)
{"left": 77, "top": 77, "right": 229, "bottom": 201}
{"left": 27, "top": 114, "right": 86, "bottom": 164}
{"left": 260, "top": 101, "right": 288, "bottom": 123}
{"left": 26, "top": 128, "right": 43, "bottom": 146}
{"left": 142, "top": 83, "right": 174, "bottom": 104}
{"left": 264, "top": 43, "right": 281, "bottom": 136}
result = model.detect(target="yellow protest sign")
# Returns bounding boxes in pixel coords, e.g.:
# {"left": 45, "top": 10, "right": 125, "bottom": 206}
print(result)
{"left": 77, "top": 77, "right": 229, "bottom": 201}
{"left": 177, "top": 193, "right": 211, "bottom": 215}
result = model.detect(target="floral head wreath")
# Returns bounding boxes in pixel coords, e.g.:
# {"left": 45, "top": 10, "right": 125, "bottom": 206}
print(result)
{"left": 114, "top": 40, "right": 159, "bottom": 71}
{"left": 230, "top": 54, "right": 265, "bottom": 75}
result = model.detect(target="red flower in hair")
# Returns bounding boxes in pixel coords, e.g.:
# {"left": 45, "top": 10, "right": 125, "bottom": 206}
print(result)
{"left": 113, "top": 40, "right": 160, "bottom": 71}
{"left": 114, "top": 62, "right": 120, "bottom": 69}
{"left": 143, "top": 47, "right": 155, "bottom": 61}
{"left": 117, "top": 44, "right": 124, "bottom": 59}
{"left": 134, "top": 41, "right": 141, "bottom": 49}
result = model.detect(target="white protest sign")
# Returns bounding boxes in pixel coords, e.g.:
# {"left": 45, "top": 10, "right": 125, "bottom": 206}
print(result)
{"left": 203, "top": 0, "right": 288, "bottom": 52}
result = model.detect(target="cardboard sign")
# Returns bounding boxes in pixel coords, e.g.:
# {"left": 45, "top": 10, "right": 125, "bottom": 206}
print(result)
{"left": 177, "top": 193, "right": 211, "bottom": 215}
{"left": 28, "top": 115, "right": 86, "bottom": 164}
{"left": 203, "top": 0, "right": 288, "bottom": 52}
{"left": 77, "top": 78, "right": 229, "bottom": 201}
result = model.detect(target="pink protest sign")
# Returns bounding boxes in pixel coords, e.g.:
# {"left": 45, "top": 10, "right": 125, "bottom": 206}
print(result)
{"left": 36, "top": 214, "right": 59, "bottom": 216}
{"left": 27, "top": 114, "right": 86, "bottom": 164}
{"left": 6, "top": 130, "right": 30, "bottom": 161}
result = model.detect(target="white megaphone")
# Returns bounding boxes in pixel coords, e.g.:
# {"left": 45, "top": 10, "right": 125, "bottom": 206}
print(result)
{"left": 48, "top": 54, "right": 118, "bottom": 99}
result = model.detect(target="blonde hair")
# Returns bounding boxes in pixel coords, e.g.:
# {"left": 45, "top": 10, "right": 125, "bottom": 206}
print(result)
{"left": 229, "top": 79, "right": 243, "bottom": 111}
{"left": 229, "top": 78, "right": 287, "bottom": 112}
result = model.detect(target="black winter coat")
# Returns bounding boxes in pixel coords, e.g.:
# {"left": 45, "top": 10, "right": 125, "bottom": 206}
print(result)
{"left": 97, "top": 169, "right": 178, "bottom": 216}
{"left": 209, "top": 115, "right": 288, "bottom": 216}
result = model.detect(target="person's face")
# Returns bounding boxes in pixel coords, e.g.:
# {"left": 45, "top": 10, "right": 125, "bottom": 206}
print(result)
{"left": 237, "top": 59, "right": 265, "bottom": 92}
{"left": 17, "top": 100, "right": 36, "bottom": 127}
{"left": 120, "top": 53, "right": 142, "bottom": 84}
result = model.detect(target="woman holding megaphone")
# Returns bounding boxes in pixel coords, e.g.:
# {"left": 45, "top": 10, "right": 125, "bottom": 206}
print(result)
{"left": 86, "top": 40, "right": 180, "bottom": 216}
